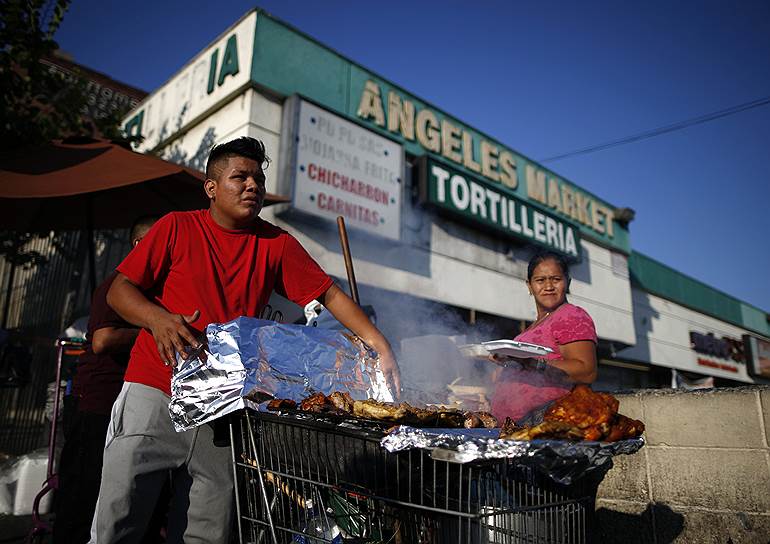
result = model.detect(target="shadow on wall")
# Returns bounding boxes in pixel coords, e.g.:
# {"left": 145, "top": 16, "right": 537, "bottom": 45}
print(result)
{"left": 596, "top": 502, "right": 684, "bottom": 543}
{"left": 163, "top": 126, "right": 218, "bottom": 173}
{"left": 616, "top": 290, "right": 660, "bottom": 364}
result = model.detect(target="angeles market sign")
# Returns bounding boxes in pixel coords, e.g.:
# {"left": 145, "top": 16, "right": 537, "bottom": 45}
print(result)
{"left": 122, "top": 12, "right": 256, "bottom": 152}
{"left": 356, "top": 80, "right": 617, "bottom": 243}
{"left": 419, "top": 157, "right": 580, "bottom": 258}
{"left": 290, "top": 99, "right": 403, "bottom": 241}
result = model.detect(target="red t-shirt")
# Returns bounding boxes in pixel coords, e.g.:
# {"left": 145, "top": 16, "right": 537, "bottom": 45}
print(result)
{"left": 491, "top": 303, "right": 597, "bottom": 422}
{"left": 72, "top": 271, "right": 134, "bottom": 414}
{"left": 117, "top": 210, "right": 334, "bottom": 395}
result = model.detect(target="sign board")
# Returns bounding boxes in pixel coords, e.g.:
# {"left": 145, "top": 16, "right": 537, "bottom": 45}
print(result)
{"left": 744, "top": 335, "right": 770, "bottom": 379}
{"left": 290, "top": 99, "right": 403, "bottom": 241}
{"left": 688, "top": 330, "right": 746, "bottom": 377}
{"left": 419, "top": 156, "right": 581, "bottom": 259}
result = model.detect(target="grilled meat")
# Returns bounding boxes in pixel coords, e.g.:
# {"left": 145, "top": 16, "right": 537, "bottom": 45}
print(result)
{"left": 464, "top": 412, "right": 483, "bottom": 429}
{"left": 266, "top": 398, "right": 297, "bottom": 411}
{"left": 328, "top": 391, "right": 354, "bottom": 414}
{"left": 501, "top": 420, "right": 585, "bottom": 441}
{"left": 353, "top": 399, "right": 407, "bottom": 422}
{"left": 299, "top": 392, "right": 330, "bottom": 413}
{"left": 476, "top": 411, "right": 498, "bottom": 429}
{"left": 605, "top": 413, "right": 645, "bottom": 442}
{"left": 544, "top": 384, "right": 618, "bottom": 432}
{"left": 541, "top": 385, "right": 643, "bottom": 441}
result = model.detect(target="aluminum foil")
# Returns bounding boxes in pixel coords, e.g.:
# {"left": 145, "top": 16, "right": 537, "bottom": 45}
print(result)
{"left": 381, "top": 426, "right": 644, "bottom": 485}
{"left": 169, "top": 317, "right": 392, "bottom": 431}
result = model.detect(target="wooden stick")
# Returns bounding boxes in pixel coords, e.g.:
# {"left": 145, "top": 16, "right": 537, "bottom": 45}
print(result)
{"left": 336, "top": 216, "right": 360, "bottom": 305}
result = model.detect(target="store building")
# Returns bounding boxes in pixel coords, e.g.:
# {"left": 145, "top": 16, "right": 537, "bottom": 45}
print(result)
{"left": 121, "top": 9, "right": 769, "bottom": 394}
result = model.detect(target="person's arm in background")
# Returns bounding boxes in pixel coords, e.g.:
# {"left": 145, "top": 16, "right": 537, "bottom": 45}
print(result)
{"left": 91, "top": 326, "right": 139, "bottom": 355}
{"left": 107, "top": 273, "right": 200, "bottom": 366}
{"left": 319, "top": 284, "right": 401, "bottom": 397}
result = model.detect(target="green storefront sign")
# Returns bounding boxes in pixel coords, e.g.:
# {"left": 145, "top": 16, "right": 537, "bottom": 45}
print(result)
{"left": 419, "top": 157, "right": 581, "bottom": 259}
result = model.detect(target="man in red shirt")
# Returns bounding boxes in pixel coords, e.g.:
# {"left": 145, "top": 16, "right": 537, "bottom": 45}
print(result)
{"left": 92, "top": 137, "right": 400, "bottom": 543}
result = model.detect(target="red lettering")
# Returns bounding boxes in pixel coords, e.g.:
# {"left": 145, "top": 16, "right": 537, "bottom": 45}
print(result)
{"left": 308, "top": 163, "right": 317, "bottom": 180}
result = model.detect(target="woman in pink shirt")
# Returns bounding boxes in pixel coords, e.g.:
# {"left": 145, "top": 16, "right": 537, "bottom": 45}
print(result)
{"left": 490, "top": 252, "right": 598, "bottom": 422}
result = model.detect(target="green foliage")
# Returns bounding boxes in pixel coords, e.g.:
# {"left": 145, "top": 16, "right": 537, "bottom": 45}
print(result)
{"left": 0, "top": 0, "right": 126, "bottom": 148}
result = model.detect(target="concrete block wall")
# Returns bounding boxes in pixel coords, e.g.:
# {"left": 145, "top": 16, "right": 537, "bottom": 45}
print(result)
{"left": 596, "top": 386, "right": 770, "bottom": 543}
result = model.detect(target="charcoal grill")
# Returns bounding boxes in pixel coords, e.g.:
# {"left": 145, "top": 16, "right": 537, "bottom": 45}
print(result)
{"left": 230, "top": 409, "right": 597, "bottom": 544}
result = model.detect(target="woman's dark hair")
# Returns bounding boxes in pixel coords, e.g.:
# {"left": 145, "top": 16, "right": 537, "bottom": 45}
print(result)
{"left": 205, "top": 137, "right": 271, "bottom": 179}
{"left": 527, "top": 251, "right": 570, "bottom": 281}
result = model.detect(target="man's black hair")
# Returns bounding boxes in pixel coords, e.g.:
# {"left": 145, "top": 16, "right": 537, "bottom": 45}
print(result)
{"left": 130, "top": 215, "right": 159, "bottom": 242}
{"left": 527, "top": 251, "right": 570, "bottom": 281}
{"left": 205, "top": 137, "right": 271, "bottom": 180}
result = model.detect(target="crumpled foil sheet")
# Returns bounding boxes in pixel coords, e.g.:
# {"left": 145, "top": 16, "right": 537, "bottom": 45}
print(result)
{"left": 381, "top": 426, "right": 644, "bottom": 485}
{"left": 169, "top": 317, "right": 392, "bottom": 431}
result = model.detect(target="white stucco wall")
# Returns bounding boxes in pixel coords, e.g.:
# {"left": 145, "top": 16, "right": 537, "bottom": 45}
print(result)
{"left": 619, "top": 288, "right": 761, "bottom": 383}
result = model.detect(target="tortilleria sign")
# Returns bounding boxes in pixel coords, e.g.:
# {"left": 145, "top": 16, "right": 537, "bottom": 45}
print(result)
{"left": 419, "top": 156, "right": 580, "bottom": 259}
{"left": 356, "top": 80, "right": 616, "bottom": 247}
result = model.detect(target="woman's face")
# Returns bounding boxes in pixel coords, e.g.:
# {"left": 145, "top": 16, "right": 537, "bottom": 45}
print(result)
{"left": 527, "top": 258, "right": 568, "bottom": 312}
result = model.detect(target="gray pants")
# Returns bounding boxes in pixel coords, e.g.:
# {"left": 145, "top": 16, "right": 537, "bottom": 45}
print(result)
{"left": 91, "top": 382, "right": 233, "bottom": 544}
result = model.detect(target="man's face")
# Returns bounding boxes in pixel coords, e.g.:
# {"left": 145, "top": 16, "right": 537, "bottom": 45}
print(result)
{"left": 205, "top": 156, "right": 266, "bottom": 229}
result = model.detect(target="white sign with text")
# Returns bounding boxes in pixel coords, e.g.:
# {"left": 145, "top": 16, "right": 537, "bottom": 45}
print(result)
{"left": 293, "top": 100, "right": 403, "bottom": 241}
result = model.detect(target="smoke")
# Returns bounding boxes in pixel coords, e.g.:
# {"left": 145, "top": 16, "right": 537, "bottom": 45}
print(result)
{"left": 355, "top": 283, "right": 516, "bottom": 410}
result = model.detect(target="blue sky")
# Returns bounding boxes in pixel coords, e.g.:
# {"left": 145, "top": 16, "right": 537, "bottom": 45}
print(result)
{"left": 54, "top": 0, "right": 770, "bottom": 312}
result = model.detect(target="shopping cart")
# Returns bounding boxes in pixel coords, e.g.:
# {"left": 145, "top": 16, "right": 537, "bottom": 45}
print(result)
{"left": 27, "top": 338, "right": 85, "bottom": 542}
{"left": 230, "top": 409, "right": 597, "bottom": 544}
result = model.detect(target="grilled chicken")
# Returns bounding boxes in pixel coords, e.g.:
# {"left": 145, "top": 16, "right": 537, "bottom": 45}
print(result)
{"left": 299, "top": 392, "right": 330, "bottom": 412}
{"left": 476, "top": 411, "right": 499, "bottom": 429}
{"left": 266, "top": 398, "right": 297, "bottom": 411}
{"left": 605, "top": 413, "right": 645, "bottom": 442}
{"left": 328, "top": 391, "right": 354, "bottom": 414}
{"left": 500, "top": 420, "right": 585, "bottom": 441}
{"left": 540, "top": 385, "right": 643, "bottom": 441}
{"left": 544, "top": 384, "right": 618, "bottom": 434}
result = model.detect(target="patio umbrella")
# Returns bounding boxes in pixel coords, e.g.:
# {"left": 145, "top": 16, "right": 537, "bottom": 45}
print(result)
{"left": 0, "top": 137, "right": 290, "bottom": 293}
{"left": 0, "top": 137, "right": 289, "bottom": 231}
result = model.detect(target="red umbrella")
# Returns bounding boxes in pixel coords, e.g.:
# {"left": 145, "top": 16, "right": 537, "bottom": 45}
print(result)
{"left": 0, "top": 137, "right": 288, "bottom": 231}
{"left": 0, "top": 137, "right": 290, "bottom": 294}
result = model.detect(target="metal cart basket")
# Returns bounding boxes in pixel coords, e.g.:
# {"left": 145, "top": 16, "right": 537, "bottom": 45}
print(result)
{"left": 230, "top": 409, "right": 597, "bottom": 544}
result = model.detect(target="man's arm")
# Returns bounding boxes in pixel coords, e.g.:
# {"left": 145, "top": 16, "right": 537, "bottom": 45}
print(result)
{"left": 318, "top": 284, "right": 401, "bottom": 397}
{"left": 107, "top": 273, "right": 200, "bottom": 366}
{"left": 91, "top": 327, "right": 139, "bottom": 355}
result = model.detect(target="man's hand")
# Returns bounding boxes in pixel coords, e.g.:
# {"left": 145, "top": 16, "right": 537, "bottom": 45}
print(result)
{"left": 318, "top": 284, "right": 402, "bottom": 399}
{"left": 377, "top": 347, "right": 402, "bottom": 400}
{"left": 148, "top": 309, "right": 201, "bottom": 367}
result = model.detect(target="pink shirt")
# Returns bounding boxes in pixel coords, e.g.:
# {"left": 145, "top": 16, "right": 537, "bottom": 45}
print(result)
{"left": 490, "top": 303, "right": 597, "bottom": 422}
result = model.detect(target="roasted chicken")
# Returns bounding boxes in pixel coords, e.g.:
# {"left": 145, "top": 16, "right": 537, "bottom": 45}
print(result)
{"left": 499, "top": 417, "right": 584, "bottom": 441}
{"left": 498, "top": 385, "right": 644, "bottom": 442}
{"left": 266, "top": 398, "right": 297, "bottom": 411}
{"left": 544, "top": 384, "right": 618, "bottom": 440}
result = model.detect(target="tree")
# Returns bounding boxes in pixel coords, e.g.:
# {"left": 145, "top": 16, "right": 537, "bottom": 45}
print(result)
{"left": 0, "top": 0, "right": 126, "bottom": 148}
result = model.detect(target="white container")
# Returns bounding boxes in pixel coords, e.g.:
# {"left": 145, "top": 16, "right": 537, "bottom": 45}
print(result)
{"left": 0, "top": 449, "right": 52, "bottom": 516}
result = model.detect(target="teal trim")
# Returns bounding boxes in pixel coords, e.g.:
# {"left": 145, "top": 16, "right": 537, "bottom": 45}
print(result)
{"left": 248, "top": 9, "right": 630, "bottom": 254}
{"left": 251, "top": 14, "right": 349, "bottom": 112}
{"left": 629, "top": 251, "right": 770, "bottom": 338}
